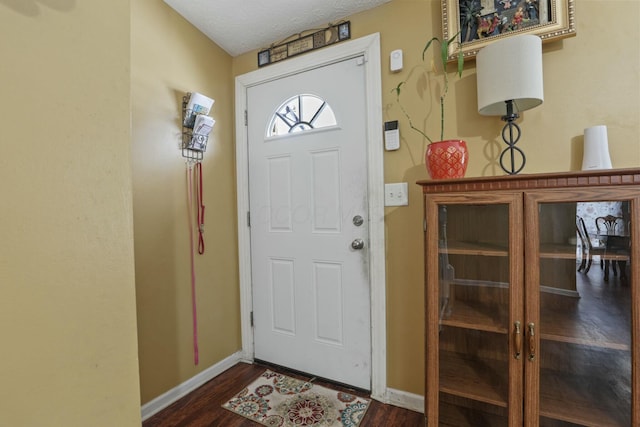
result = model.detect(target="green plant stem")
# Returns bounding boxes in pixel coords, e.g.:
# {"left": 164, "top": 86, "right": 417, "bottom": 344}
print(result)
{"left": 440, "top": 96, "right": 445, "bottom": 142}
{"left": 392, "top": 32, "right": 462, "bottom": 145}
{"left": 439, "top": 52, "right": 450, "bottom": 141}
{"left": 395, "top": 89, "right": 433, "bottom": 144}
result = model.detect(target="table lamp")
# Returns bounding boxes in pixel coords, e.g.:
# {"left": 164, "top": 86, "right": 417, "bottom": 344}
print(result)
{"left": 476, "top": 34, "right": 544, "bottom": 175}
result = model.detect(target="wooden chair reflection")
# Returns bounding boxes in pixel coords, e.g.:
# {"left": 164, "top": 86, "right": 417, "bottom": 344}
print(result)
{"left": 595, "top": 215, "right": 625, "bottom": 236}
{"left": 594, "top": 215, "right": 630, "bottom": 281}
{"left": 576, "top": 216, "right": 605, "bottom": 274}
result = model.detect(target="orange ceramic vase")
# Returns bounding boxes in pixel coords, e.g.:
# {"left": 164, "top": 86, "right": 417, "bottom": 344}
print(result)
{"left": 425, "top": 139, "right": 469, "bottom": 179}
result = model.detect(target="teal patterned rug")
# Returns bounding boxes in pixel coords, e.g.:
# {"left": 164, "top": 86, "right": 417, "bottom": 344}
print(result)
{"left": 222, "top": 369, "right": 370, "bottom": 427}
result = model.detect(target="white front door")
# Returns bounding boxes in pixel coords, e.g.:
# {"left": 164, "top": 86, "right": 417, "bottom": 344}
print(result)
{"left": 247, "top": 57, "right": 371, "bottom": 389}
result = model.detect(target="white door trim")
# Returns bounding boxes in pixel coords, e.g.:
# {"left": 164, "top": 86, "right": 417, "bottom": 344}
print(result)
{"left": 235, "top": 33, "right": 386, "bottom": 399}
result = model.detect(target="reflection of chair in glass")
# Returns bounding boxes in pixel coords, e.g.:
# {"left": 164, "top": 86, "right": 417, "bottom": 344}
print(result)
{"left": 595, "top": 215, "right": 630, "bottom": 281}
{"left": 576, "top": 216, "right": 606, "bottom": 273}
{"left": 602, "top": 235, "right": 631, "bottom": 281}
{"left": 596, "top": 215, "right": 625, "bottom": 236}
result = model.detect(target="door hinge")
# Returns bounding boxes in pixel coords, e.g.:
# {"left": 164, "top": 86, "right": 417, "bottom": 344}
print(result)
{"left": 250, "top": 311, "right": 254, "bottom": 327}
{"left": 244, "top": 110, "right": 248, "bottom": 126}
{"left": 247, "top": 211, "right": 251, "bottom": 227}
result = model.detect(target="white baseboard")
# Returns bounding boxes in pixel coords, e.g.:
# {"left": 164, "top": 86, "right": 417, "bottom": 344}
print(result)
{"left": 141, "top": 352, "right": 425, "bottom": 419}
{"left": 382, "top": 387, "right": 425, "bottom": 414}
{"left": 141, "top": 351, "right": 244, "bottom": 421}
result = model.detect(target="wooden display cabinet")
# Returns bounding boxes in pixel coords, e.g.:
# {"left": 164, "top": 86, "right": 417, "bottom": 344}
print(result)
{"left": 418, "top": 169, "right": 640, "bottom": 426}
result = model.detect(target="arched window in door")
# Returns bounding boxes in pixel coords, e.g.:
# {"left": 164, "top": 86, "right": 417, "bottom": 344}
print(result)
{"left": 267, "top": 94, "right": 337, "bottom": 137}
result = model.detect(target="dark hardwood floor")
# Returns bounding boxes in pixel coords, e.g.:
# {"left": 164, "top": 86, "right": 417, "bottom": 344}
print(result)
{"left": 143, "top": 362, "right": 425, "bottom": 427}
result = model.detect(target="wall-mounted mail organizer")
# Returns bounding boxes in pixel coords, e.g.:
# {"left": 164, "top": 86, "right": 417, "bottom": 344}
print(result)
{"left": 181, "top": 92, "right": 215, "bottom": 162}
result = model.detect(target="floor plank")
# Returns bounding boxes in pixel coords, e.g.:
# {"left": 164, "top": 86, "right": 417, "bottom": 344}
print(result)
{"left": 143, "top": 362, "right": 424, "bottom": 427}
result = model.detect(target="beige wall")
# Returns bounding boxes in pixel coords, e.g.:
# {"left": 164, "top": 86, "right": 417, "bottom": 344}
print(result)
{"left": 0, "top": 1, "right": 141, "bottom": 426}
{"left": 234, "top": 0, "right": 640, "bottom": 395}
{"left": 132, "top": 0, "right": 240, "bottom": 404}
{"left": 4, "top": 0, "right": 634, "bottom": 421}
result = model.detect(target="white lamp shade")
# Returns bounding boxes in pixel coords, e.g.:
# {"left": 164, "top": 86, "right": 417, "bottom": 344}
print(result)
{"left": 476, "top": 34, "right": 544, "bottom": 116}
{"left": 582, "top": 125, "right": 612, "bottom": 170}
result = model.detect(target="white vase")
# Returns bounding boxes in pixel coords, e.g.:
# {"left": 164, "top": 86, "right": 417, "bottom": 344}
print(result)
{"left": 581, "top": 125, "right": 612, "bottom": 170}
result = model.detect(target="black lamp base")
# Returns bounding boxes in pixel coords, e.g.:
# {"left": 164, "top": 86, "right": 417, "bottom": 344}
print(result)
{"left": 500, "top": 100, "right": 526, "bottom": 175}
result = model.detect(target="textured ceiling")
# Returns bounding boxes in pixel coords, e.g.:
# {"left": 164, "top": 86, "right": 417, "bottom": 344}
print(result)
{"left": 163, "top": 0, "right": 391, "bottom": 57}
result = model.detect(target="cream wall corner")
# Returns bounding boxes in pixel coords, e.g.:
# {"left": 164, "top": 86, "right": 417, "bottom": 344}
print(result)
{"left": 0, "top": 1, "right": 141, "bottom": 425}
{"left": 132, "top": 0, "right": 241, "bottom": 405}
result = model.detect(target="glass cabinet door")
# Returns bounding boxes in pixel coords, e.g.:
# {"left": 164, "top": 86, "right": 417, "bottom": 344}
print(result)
{"left": 528, "top": 193, "right": 635, "bottom": 426}
{"left": 425, "top": 193, "right": 523, "bottom": 427}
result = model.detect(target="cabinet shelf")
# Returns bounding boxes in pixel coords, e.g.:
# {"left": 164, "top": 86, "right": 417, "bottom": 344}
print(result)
{"left": 440, "top": 300, "right": 630, "bottom": 350}
{"left": 539, "top": 243, "right": 579, "bottom": 259}
{"left": 540, "top": 317, "right": 630, "bottom": 350}
{"left": 440, "top": 240, "right": 508, "bottom": 257}
{"left": 442, "top": 242, "right": 580, "bottom": 259}
{"left": 439, "top": 351, "right": 508, "bottom": 408}
{"left": 441, "top": 298, "right": 508, "bottom": 334}
{"left": 439, "top": 400, "right": 508, "bottom": 427}
{"left": 540, "top": 276, "right": 631, "bottom": 350}
{"left": 540, "top": 368, "right": 630, "bottom": 426}
{"left": 440, "top": 351, "right": 631, "bottom": 426}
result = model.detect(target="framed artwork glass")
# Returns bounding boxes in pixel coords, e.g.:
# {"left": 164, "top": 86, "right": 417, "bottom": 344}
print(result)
{"left": 443, "top": 0, "right": 576, "bottom": 61}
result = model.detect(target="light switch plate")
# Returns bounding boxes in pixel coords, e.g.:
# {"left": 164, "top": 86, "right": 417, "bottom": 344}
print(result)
{"left": 384, "top": 182, "right": 408, "bottom": 206}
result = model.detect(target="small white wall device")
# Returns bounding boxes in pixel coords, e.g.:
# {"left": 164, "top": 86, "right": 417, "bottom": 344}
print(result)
{"left": 390, "top": 49, "right": 403, "bottom": 72}
{"left": 384, "top": 120, "right": 400, "bottom": 151}
{"left": 582, "top": 125, "right": 612, "bottom": 170}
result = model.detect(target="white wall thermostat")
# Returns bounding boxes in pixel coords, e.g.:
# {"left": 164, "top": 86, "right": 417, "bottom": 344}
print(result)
{"left": 390, "top": 49, "right": 403, "bottom": 72}
{"left": 384, "top": 120, "right": 400, "bottom": 151}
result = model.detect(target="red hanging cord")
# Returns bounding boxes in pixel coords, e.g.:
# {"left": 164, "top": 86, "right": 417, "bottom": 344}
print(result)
{"left": 186, "top": 162, "right": 199, "bottom": 365}
{"left": 195, "top": 162, "right": 205, "bottom": 254}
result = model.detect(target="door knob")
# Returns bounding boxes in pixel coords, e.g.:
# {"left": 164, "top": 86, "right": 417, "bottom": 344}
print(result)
{"left": 351, "top": 239, "right": 365, "bottom": 250}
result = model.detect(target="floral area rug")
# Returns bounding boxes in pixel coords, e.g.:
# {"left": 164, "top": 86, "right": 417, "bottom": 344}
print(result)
{"left": 222, "top": 369, "right": 370, "bottom": 427}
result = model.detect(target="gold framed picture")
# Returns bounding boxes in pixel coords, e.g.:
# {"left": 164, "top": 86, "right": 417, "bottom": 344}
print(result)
{"left": 443, "top": 0, "right": 575, "bottom": 61}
